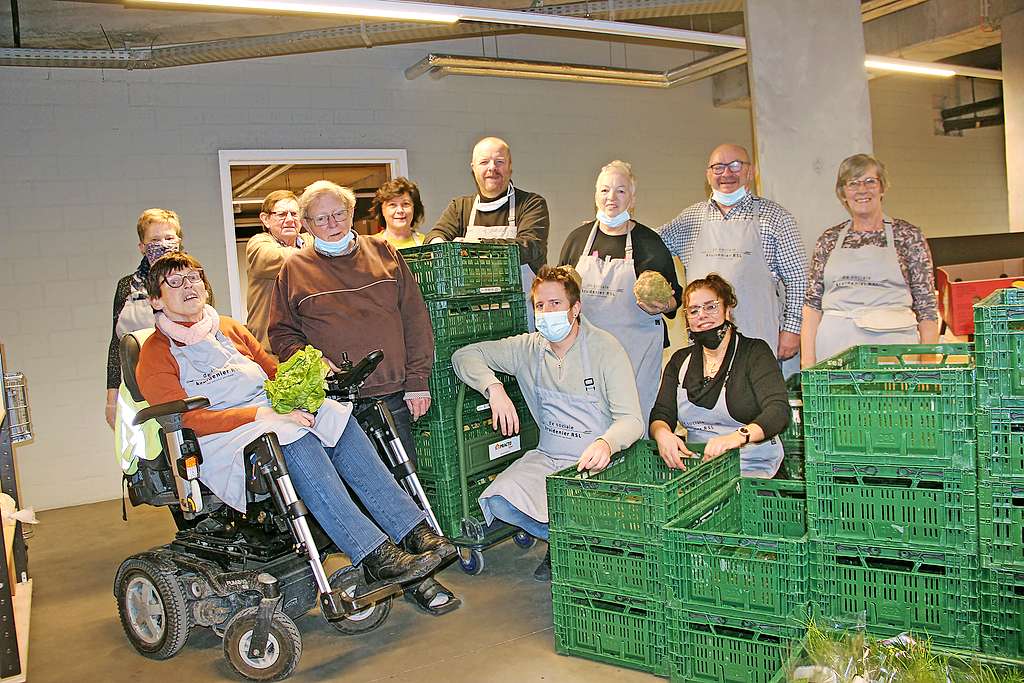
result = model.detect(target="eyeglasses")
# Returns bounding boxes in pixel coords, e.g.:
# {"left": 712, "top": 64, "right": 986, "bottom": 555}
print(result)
{"left": 685, "top": 300, "right": 723, "bottom": 318}
{"left": 844, "top": 177, "right": 881, "bottom": 191}
{"left": 163, "top": 271, "right": 204, "bottom": 289}
{"left": 707, "top": 160, "right": 748, "bottom": 176}
{"left": 307, "top": 209, "right": 351, "bottom": 227}
{"left": 269, "top": 210, "right": 299, "bottom": 220}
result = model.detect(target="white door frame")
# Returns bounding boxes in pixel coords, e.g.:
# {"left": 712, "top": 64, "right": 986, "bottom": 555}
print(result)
{"left": 217, "top": 148, "right": 409, "bottom": 321}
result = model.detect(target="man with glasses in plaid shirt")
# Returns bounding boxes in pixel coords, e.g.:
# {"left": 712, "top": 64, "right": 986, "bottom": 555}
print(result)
{"left": 657, "top": 144, "right": 807, "bottom": 360}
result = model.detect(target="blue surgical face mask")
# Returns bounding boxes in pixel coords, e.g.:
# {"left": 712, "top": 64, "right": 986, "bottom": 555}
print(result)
{"left": 313, "top": 230, "right": 354, "bottom": 257}
{"left": 536, "top": 310, "right": 574, "bottom": 343}
{"left": 711, "top": 185, "right": 748, "bottom": 206}
{"left": 596, "top": 209, "right": 630, "bottom": 229}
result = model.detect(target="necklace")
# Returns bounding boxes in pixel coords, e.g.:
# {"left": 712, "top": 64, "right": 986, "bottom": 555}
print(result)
{"left": 702, "top": 348, "right": 722, "bottom": 378}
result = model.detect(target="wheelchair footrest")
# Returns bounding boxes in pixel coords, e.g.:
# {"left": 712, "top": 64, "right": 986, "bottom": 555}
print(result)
{"left": 320, "top": 582, "right": 403, "bottom": 621}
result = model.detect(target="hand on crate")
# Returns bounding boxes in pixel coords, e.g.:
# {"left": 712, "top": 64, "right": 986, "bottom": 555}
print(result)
{"left": 576, "top": 438, "right": 611, "bottom": 473}
{"left": 703, "top": 431, "right": 745, "bottom": 460}
{"left": 486, "top": 382, "right": 520, "bottom": 436}
{"left": 650, "top": 420, "right": 696, "bottom": 469}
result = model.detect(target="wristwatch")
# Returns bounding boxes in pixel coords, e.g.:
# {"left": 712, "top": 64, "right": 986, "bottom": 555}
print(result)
{"left": 738, "top": 426, "right": 751, "bottom": 444}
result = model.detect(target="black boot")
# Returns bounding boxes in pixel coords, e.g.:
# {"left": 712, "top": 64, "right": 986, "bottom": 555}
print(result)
{"left": 533, "top": 547, "right": 551, "bottom": 582}
{"left": 403, "top": 521, "right": 457, "bottom": 560}
{"left": 362, "top": 539, "right": 441, "bottom": 584}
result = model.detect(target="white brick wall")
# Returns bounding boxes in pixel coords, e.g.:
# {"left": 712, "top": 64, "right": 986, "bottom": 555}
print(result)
{"left": 0, "top": 35, "right": 1010, "bottom": 510}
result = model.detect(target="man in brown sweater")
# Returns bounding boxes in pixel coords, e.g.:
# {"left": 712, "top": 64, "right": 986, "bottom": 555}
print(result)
{"left": 268, "top": 180, "right": 460, "bottom": 616}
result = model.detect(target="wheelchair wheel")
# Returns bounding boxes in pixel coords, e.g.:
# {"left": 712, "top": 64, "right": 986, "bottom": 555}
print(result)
{"left": 512, "top": 531, "right": 537, "bottom": 549}
{"left": 458, "top": 548, "right": 485, "bottom": 575}
{"left": 223, "top": 606, "right": 301, "bottom": 682}
{"left": 115, "top": 557, "right": 191, "bottom": 660}
{"left": 323, "top": 566, "right": 392, "bottom": 635}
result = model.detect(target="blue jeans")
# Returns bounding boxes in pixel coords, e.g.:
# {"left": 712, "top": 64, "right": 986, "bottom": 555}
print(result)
{"left": 486, "top": 495, "right": 549, "bottom": 541}
{"left": 282, "top": 426, "right": 426, "bottom": 565}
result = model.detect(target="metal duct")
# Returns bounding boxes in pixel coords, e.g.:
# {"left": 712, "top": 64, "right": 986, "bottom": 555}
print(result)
{"left": 404, "top": 49, "right": 745, "bottom": 88}
{"left": 0, "top": 0, "right": 743, "bottom": 68}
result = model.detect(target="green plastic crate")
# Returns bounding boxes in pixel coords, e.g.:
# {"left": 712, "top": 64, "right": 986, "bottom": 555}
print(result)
{"left": 979, "top": 480, "right": 1024, "bottom": 569}
{"left": 801, "top": 344, "right": 976, "bottom": 469}
{"left": 403, "top": 242, "right": 520, "bottom": 299}
{"left": 806, "top": 462, "right": 978, "bottom": 549}
{"left": 415, "top": 417, "right": 538, "bottom": 481}
{"left": 552, "top": 583, "right": 667, "bottom": 675}
{"left": 547, "top": 442, "right": 740, "bottom": 541}
{"left": 977, "top": 405, "right": 1024, "bottom": 480}
{"left": 974, "top": 288, "right": 1024, "bottom": 402}
{"left": 426, "top": 292, "right": 527, "bottom": 348}
{"left": 810, "top": 541, "right": 979, "bottom": 649}
{"left": 420, "top": 467, "right": 501, "bottom": 539}
{"left": 549, "top": 530, "right": 663, "bottom": 600}
{"left": 667, "top": 606, "right": 803, "bottom": 683}
{"left": 980, "top": 566, "right": 1024, "bottom": 659}
{"left": 663, "top": 479, "right": 808, "bottom": 624}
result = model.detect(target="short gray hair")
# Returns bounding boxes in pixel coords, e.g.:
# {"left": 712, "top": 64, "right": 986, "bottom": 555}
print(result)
{"left": 298, "top": 180, "right": 356, "bottom": 220}
{"left": 835, "top": 153, "right": 889, "bottom": 204}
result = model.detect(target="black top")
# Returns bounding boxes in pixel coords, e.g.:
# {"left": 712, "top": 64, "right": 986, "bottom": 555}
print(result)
{"left": 107, "top": 265, "right": 141, "bottom": 390}
{"left": 558, "top": 221, "right": 682, "bottom": 347}
{"left": 649, "top": 331, "right": 789, "bottom": 438}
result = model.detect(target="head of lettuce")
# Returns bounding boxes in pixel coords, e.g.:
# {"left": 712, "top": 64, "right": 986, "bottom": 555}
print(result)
{"left": 264, "top": 345, "right": 330, "bottom": 414}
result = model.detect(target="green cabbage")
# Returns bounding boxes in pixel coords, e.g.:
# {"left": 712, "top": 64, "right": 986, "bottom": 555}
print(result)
{"left": 633, "top": 270, "right": 674, "bottom": 307}
{"left": 264, "top": 345, "right": 329, "bottom": 413}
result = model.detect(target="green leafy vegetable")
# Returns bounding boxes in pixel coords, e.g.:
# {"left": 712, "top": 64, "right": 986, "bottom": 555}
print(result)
{"left": 264, "top": 345, "right": 329, "bottom": 414}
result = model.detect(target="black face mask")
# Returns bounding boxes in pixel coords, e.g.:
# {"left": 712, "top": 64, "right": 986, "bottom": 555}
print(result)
{"left": 690, "top": 320, "right": 731, "bottom": 350}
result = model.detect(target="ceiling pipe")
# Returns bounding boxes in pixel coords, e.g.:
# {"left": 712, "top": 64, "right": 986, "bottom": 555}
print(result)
{"left": 125, "top": 0, "right": 747, "bottom": 49}
{"left": 405, "top": 49, "right": 748, "bottom": 89}
{"left": 10, "top": 0, "right": 20, "bottom": 47}
{"left": 0, "top": 0, "right": 743, "bottom": 68}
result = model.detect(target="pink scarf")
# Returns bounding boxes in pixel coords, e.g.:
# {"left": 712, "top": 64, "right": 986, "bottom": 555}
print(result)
{"left": 156, "top": 305, "right": 218, "bottom": 346}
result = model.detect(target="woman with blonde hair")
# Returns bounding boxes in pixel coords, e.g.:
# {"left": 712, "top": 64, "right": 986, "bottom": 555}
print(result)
{"left": 104, "top": 208, "right": 184, "bottom": 428}
{"left": 558, "top": 160, "right": 681, "bottom": 427}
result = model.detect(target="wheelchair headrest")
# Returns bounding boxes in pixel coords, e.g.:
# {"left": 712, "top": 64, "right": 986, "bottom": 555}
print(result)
{"left": 120, "top": 328, "right": 156, "bottom": 403}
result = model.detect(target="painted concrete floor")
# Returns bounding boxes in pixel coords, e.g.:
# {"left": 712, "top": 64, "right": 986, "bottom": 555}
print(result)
{"left": 27, "top": 499, "right": 656, "bottom": 683}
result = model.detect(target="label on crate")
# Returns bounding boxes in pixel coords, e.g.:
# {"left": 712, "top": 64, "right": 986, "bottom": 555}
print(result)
{"left": 478, "top": 286, "right": 503, "bottom": 294}
{"left": 489, "top": 435, "right": 521, "bottom": 461}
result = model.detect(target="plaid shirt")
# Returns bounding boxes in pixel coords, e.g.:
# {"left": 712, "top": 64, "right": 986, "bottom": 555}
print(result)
{"left": 657, "top": 194, "right": 807, "bottom": 335}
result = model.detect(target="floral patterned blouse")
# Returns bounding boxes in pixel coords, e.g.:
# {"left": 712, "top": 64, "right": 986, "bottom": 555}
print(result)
{"left": 804, "top": 217, "right": 937, "bottom": 322}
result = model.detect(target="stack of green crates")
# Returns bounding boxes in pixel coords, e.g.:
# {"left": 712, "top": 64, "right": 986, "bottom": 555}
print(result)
{"left": 662, "top": 476, "right": 807, "bottom": 682}
{"left": 973, "top": 288, "right": 1024, "bottom": 660}
{"left": 802, "top": 343, "right": 980, "bottom": 649}
{"left": 545, "top": 442, "right": 739, "bottom": 676}
{"left": 402, "top": 242, "right": 537, "bottom": 538}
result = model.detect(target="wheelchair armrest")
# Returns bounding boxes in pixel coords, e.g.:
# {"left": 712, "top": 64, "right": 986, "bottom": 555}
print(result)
{"left": 134, "top": 396, "right": 211, "bottom": 426}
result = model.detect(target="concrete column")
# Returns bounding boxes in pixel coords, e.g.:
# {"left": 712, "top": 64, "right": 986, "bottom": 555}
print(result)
{"left": 744, "top": 0, "right": 873, "bottom": 251}
{"left": 1005, "top": 11, "right": 1024, "bottom": 232}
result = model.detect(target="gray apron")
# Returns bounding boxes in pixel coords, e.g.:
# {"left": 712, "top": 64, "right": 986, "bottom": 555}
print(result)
{"left": 116, "top": 277, "right": 156, "bottom": 339}
{"left": 675, "top": 347, "right": 783, "bottom": 478}
{"left": 687, "top": 199, "right": 782, "bottom": 355}
{"left": 478, "top": 331, "right": 609, "bottom": 524}
{"left": 574, "top": 222, "right": 662, "bottom": 432}
{"left": 815, "top": 220, "right": 918, "bottom": 362}
{"left": 465, "top": 186, "right": 537, "bottom": 331}
{"left": 170, "top": 328, "right": 352, "bottom": 511}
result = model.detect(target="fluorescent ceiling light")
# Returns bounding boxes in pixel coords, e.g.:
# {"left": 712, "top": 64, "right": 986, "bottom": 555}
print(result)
{"left": 125, "top": 0, "right": 462, "bottom": 24}
{"left": 864, "top": 58, "right": 955, "bottom": 77}
{"left": 125, "top": 0, "right": 746, "bottom": 48}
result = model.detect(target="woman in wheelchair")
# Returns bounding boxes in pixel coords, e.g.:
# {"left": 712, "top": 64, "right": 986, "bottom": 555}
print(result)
{"left": 136, "top": 252, "right": 455, "bottom": 584}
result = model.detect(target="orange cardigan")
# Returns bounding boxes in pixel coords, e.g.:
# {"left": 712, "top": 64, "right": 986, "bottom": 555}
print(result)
{"left": 136, "top": 317, "right": 278, "bottom": 437}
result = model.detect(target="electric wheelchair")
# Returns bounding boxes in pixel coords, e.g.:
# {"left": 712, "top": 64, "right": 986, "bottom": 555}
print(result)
{"left": 113, "top": 332, "right": 435, "bottom": 681}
